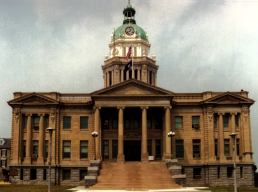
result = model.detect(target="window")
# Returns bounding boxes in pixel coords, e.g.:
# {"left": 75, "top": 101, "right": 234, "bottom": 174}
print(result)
{"left": 235, "top": 113, "right": 240, "bottom": 128}
{"left": 30, "top": 168, "right": 37, "bottom": 180}
{"left": 32, "top": 140, "right": 38, "bottom": 159}
{"left": 63, "top": 140, "right": 71, "bottom": 159}
{"left": 214, "top": 139, "right": 218, "bottom": 158}
{"left": 148, "top": 140, "right": 152, "bottom": 156}
{"left": 21, "top": 114, "right": 27, "bottom": 130}
{"left": 80, "top": 116, "right": 88, "bottom": 129}
{"left": 62, "top": 169, "right": 71, "bottom": 180}
{"left": 80, "top": 141, "right": 88, "bottom": 159}
{"left": 175, "top": 139, "right": 184, "bottom": 159}
{"left": 236, "top": 139, "right": 240, "bottom": 156}
{"left": 44, "top": 115, "right": 49, "bottom": 129}
{"left": 80, "top": 169, "right": 88, "bottom": 180}
{"left": 113, "top": 119, "right": 118, "bottom": 129}
{"left": 240, "top": 166, "right": 243, "bottom": 178}
{"left": 43, "top": 169, "right": 47, "bottom": 180}
{"left": 112, "top": 140, "right": 118, "bottom": 160}
{"left": 102, "top": 140, "right": 109, "bottom": 160}
{"left": 192, "top": 139, "right": 201, "bottom": 159}
{"left": 192, "top": 116, "right": 200, "bottom": 129}
{"left": 227, "top": 166, "right": 233, "bottom": 178}
{"left": 223, "top": 114, "right": 230, "bottom": 129}
{"left": 32, "top": 115, "right": 40, "bottom": 131}
{"left": 20, "top": 168, "right": 23, "bottom": 180}
{"left": 44, "top": 140, "right": 48, "bottom": 159}
{"left": 193, "top": 167, "right": 202, "bottom": 179}
{"left": 224, "top": 139, "right": 230, "bottom": 156}
{"left": 213, "top": 113, "right": 218, "bottom": 129}
{"left": 217, "top": 166, "right": 220, "bottom": 178}
{"left": 175, "top": 116, "right": 183, "bottom": 129}
{"left": 63, "top": 116, "right": 71, "bottom": 129}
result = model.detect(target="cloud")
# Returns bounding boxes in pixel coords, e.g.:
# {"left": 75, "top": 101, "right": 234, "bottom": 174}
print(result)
{"left": 0, "top": 0, "right": 258, "bottom": 164}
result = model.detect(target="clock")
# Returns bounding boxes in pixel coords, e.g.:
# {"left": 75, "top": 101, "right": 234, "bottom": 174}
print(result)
{"left": 125, "top": 26, "right": 135, "bottom": 36}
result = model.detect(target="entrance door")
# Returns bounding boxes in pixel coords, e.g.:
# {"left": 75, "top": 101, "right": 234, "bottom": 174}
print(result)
{"left": 124, "top": 140, "right": 141, "bottom": 161}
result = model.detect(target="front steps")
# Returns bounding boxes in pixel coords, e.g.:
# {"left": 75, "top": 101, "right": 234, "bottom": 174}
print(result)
{"left": 166, "top": 159, "right": 186, "bottom": 186}
{"left": 89, "top": 161, "right": 181, "bottom": 190}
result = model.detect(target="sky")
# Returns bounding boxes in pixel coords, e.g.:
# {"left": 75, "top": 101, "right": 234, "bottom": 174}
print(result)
{"left": 0, "top": 0, "right": 258, "bottom": 164}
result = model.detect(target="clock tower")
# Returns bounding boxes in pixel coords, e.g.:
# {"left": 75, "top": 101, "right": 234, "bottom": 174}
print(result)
{"left": 103, "top": 1, "right": 158, "bottom": 87}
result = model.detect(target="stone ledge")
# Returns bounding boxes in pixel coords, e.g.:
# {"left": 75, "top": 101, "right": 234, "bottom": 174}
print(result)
{"left": 172, "top": 174, "right": 186, "bottom": 179}
{"left": 84, "top": 176, "right": 97, "bottom": 187}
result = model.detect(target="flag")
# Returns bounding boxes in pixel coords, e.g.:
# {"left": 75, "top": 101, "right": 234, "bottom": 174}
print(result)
{"left": 124, "top": 60, "right": 132, "bottom": 72}
{"left": 126, "top": 46, "right": 132, "bottom": 60}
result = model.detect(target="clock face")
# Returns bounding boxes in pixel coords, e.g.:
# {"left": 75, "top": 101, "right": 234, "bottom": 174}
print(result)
{"left": 125, "top": 26, "right": 135, "bottom": 36}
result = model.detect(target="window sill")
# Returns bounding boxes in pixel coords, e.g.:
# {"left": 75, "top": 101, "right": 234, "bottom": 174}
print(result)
{"left": 62, "top": 158, "right": 71, "bottom": 161}
{"left": 63, "top": 129, "right": 72, "bottom": 131}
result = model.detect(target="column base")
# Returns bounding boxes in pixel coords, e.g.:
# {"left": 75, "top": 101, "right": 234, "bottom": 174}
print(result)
{"left": 37, "top": 157, "right": 44, "bottom": 164}
{"left": 141, "top": 153, "right": 148, "bottom": 161}
{"left": 117, "top": 154, "right": 124, "bottom": 162}
{"left": 162, "top": 153, "right": 172, "bottom": 160}
{"left": 23, "top": 157, "right": 31, "bottom": 164}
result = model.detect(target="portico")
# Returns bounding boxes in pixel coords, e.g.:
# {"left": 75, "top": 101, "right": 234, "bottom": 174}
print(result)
{"left": 91, "top": 79, "right": 174, "bottom": 162}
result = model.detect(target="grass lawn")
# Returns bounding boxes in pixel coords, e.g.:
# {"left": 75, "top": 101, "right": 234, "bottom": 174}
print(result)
{"left": 210, "top": 187, "right": 258, "bottom": 192}
{"left": 0, "top": 184, "right": 73, "bottom": 192}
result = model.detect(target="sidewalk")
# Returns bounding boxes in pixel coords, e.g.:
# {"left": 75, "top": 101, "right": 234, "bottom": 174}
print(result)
{"left": 68, "top": 186, "right": 211, "bottom": 192}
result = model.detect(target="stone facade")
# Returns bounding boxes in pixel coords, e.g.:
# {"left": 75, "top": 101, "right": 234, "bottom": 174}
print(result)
{"left": 0, "top": 138, "right": 11, "bottom": 169}
{"left": 7, "top": 1, "right": 255, "bottom": 187}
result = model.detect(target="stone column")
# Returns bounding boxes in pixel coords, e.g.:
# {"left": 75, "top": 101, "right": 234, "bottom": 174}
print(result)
{"left": 121, "top": 70, "right": 124, "bottom": 82}
{"left": 137, "top": 69, "right": 141, "bottom": 80}
{"left": 207, "top": 108, "right": 215, "bottom": 161}
{"left": 141, "top": 107, "right": 148, "bottom": 161}
{"left": 218, "top": 113, "right": 224, "bottom": 161}
{"left": 117, "top": 107, "right": 124, "bottom": 162}
{"left": 163, "top": 106, "right": 172, "bottom": 159}
{"left": 241, "top": 107, "right": 252, "bottom": 161}
{"left": 126, "top": 70, "right": 129, "bottom": 80}
{"left": 38, "top": 114, "right": 44, "bottom": 163}
{"left": 231, "top": 113, "right": 236, "bottom": 133}
{"left": 94, "top": 107, "right": 101, "bottom": 160}
{"left": 25, "top": 114, "right": 32, "bottom": 164}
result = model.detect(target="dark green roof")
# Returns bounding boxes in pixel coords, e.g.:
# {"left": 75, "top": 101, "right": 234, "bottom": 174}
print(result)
{"left": 113, "top": 24, "right": 148, "bottom": 41}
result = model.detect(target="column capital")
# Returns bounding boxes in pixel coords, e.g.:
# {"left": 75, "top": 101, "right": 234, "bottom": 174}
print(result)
{"left": 38, "top": 113, "right": 45, "bottom": 117}
{"left": 230, "top": 112, "right": 238, "bottom": 116}
{"left": 218, "top": 112, "right": 224, "bottom": 116}
{"left": 94, "top": 106, "right": 101, "bottom": 111}
{"left": 141, "top": 106, "right": 149, "bottom": 110}
{"left": 164, "top": 106, "right": 172, "bottom": 110}
{"left": 26, "top": 113, "right": 33, "bottom": 117}
{"left": 117, "top": 106, "right": 125, "bottom": 110}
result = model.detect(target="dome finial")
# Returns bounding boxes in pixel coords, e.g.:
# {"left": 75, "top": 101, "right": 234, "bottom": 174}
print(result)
{"left": 128, "top": 0, "right": 131, "bottom": 7}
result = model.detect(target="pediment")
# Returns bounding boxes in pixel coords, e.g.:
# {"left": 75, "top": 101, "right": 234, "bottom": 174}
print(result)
{"left": 8, "top": 93, "right": 59, "bottom": 106}
{"left": 203, "top": 92, "right": 254, "bottom": 105}
{"left": 91, "top": 80, "right": 174, "bottom": 97}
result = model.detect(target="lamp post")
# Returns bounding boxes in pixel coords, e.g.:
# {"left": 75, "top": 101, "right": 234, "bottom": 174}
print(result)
{"left": 47, "top": 127, "right": 55, "bottom": 192}
{"left": 91, "top": 131, "right": 98, "bottom": 160}
{"left": 168, "top": 131, "right": 176, "bottom": 158}
{"left": 230, "top": 132, "right": 237, "bottom": 192}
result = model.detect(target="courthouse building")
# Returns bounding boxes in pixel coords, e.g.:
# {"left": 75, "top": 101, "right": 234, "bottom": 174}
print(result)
{"left": 8, "top": 2, "right": 255, "bottom": 187}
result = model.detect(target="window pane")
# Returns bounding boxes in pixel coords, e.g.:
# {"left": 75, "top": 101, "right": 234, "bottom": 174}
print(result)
{"left": 223, "top": 114, "right": 229, "bottom": 129}
{"left": 192, "top": 116, "right": 200, "bottom": 129}
{"left": 80, "top": 116, "right": 88, "bottom": 129}
{"left": 175, "top": 116, "right": 183, "bottom": 129}
{"left": 192, "top": 139, "right": 201, "bottom": 159}
{"left": 224, "top": 139, "right": 230, "bottom": 156}
{"left": 176, "top": 139, "right": 184, "bottom": 158}
{"left": 33, "top": 116, "right": 40, "bottom": 130}
{"left": 63, "top": 116, "right": 71, "bottom": 129}
{"left": 63, "top": 140, "right": 71, "bottom": 158}
{"left": 80, "top": 140, "right": 88, "bottom": 159}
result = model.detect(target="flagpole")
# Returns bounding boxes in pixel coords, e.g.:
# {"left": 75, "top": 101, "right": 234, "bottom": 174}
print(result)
{"left": 132, "top": 51, "right": 134, "bottom": 79}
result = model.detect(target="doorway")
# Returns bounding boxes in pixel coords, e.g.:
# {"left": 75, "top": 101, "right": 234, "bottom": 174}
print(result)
{"left": 124, "top": 140, "right": 141, "bottom": 161}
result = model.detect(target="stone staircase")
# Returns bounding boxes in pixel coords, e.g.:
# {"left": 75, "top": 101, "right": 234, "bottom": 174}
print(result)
{"left": 89, "top": 161, "right": 181, "bottom": 190}
{"left": 165, "top": 159, "right": 186, "bottom": 186}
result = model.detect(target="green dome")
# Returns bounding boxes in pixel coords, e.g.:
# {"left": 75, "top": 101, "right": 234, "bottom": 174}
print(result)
{"left": 113, "top": 24, "right": 148, "bottom": 41}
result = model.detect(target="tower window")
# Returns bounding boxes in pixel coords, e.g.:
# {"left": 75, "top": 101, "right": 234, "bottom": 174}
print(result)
{"left": 109, "top": 71, "right": 112, "bottom": 86}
